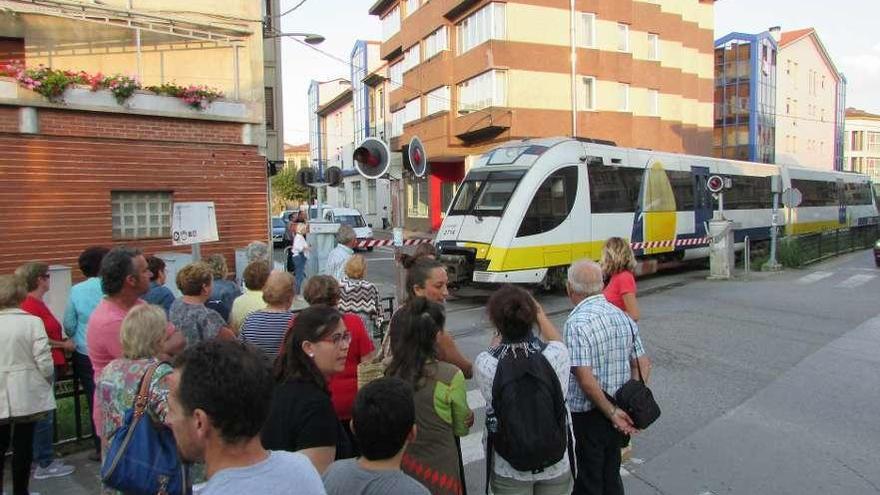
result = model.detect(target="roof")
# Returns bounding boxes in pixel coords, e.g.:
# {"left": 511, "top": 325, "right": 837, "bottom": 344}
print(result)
{"left": 316, "top": 88, "right": 353, "bottom": 116}
{"left": 778, "top": 28, "right": 842, "bottom": 81}
{"left": 846, "top": 108, "right": 880, "bottom": 120}
{"left": 779, "top": 28, "right": 814, "bottom": 47}
{"left": 368, "top": 0, "right": 395, "bottom": 16}
{"left": 284, "top": 143, "right": 309, "bottom": 153}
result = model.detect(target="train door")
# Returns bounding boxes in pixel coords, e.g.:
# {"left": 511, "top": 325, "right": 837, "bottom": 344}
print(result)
{"left": 692, "top": 166, "right": 714, "bottom": 237}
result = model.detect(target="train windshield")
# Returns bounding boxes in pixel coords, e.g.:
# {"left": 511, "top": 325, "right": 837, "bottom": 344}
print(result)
{"left": 449, "top": 170, "right": 526, "bottom": 216}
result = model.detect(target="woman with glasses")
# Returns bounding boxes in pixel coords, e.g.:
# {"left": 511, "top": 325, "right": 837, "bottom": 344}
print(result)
{"left": 262, "top": 305, "right": 353, "bottom": 474}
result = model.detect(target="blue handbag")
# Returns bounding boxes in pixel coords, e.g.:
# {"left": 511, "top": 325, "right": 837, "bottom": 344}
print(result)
{"left": 100, "top": 362, "right": 190, "bottom": 495}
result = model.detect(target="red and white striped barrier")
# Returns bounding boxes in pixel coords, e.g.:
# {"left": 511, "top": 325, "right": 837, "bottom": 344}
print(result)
{"left": 355, "top": 238, "right": 434, "bottom": 249}
{"left": 630, "top": 237, "right": 709, "bottom": 250}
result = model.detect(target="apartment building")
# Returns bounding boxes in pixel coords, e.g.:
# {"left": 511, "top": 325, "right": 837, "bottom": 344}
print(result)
{"left": 844, "top": 108, "right": 880, "bottom": 183}
{"left": 284, "top": 143, "right": 311, "bottom": 170}
{"left": 369, "top": 0, "right": 716, "bottom": 232}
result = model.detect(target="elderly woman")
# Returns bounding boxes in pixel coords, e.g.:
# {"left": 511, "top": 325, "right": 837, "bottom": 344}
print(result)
{"left": 169, "top": 262, "right": 235, "bottom": 348}
{"left": 0, "top": 275, "right": 55, "bottom": 495}
{"left": 239, "top": 271, "right": 297, "bottom": 363}
{"left": 205, "top": 253, "right": 241, "bottom": 323}
{"left": 95, "top": 304, "right": 181, "bottom": 494}
{"left": 337, "top": 254, "right": 383, "bottom": 338}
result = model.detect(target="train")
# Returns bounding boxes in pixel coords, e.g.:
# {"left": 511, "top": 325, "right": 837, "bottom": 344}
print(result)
{"left": 435, "top": 137, "right": 878, "bottom": 288}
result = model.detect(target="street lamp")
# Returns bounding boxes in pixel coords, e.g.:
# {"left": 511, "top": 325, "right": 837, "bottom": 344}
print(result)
{"left": 267, "top": 32, "right": 325, "bottom": 44}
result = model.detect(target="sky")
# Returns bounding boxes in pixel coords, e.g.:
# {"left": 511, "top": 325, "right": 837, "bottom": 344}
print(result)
{"left": 280, "top": 0, "right": 880, "bottom": 145}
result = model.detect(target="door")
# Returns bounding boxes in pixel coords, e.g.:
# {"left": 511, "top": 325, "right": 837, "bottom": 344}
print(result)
{"left": 692, "top": 166, "right": 714, "bottom": 237}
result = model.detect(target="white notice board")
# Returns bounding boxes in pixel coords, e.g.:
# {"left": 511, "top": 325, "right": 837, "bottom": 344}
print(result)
{"left": 171, "top": 202, "right": 219, "bottom": 246}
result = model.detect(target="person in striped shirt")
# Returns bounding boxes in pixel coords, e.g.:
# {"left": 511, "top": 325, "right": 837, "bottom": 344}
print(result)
{"left": 239, "top": 271, "right": 297, "bottom": 363}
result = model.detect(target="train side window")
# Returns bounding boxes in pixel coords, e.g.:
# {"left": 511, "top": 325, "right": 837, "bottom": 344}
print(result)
{"left": 724, "top": 175, "right": 772, "bottom": 210}
{"left": 844, "top": 182, "right": 873, "bottom": 205}
{"left": 667, "top": 171, "right": 695, "bottom": 211}
{"left": 516, "top": 166, "right": 578, "bottom": 237}
{"left": 587, "top": 164, "right": 643, "bottom": 213}
{"left": 791, "top": 179, "right": 838, "bottom": 207}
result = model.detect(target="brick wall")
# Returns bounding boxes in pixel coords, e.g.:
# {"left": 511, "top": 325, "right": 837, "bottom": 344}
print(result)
{"left": 0, "top": 106, "right": 267, "bottom": 279}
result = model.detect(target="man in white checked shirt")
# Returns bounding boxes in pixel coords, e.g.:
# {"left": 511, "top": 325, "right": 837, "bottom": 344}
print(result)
{"left": 564, "top": 259, "right": 652, "bottom": 495}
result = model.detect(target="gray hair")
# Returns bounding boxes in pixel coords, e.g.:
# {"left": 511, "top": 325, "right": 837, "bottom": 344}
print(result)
{"left": 245, "top": 241, "right": 270, "bottom": 264}
{"left": 336, "top": 225, "right": 356, "bottom": 245}
{"left": 567, "top": 259, "right": 605, "bottom": 296}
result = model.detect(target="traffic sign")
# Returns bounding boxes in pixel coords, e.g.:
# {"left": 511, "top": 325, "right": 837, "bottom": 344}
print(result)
{"left": 782, "top": 187, "right": 802, "bottom": 208}
{"left": 171, "top": 202, "right": 218, "bottom": 246}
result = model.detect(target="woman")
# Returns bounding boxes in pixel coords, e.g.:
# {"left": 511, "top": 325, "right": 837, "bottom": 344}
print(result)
{"left": 0, "top": 275, "right": 55, "bottom": 495}
{"left": 474, "top": 285, "right": 572, "bottom": 494}
{"left": 600, "top": 237, "right": 640, "bottom": 321}
{"left": 144, "top": 255, "right": 175, "bottom": 315}
{"left": 169, "top": 262, "right": 235, "bottom": 348}
{"left": 262, "top": 305, "right": 352, "bottom": 474}
{"left": 338, "top": 254, "right": 383, "bottom": 338}
{"left": 95, "top": 304, "right": 179, "bottom": 494}
{"left": 239, "top": 271, "right": 297, "bottom": 363}
{"left": 14, "top": 261, "right": 76, "bottom": 479}
{"left": 386, "top": 298, "right": 472, "bottom": 495}
{"left": 204, "top": 253, "right": 241, "bottom": 323}
{"left": 301, "top": 275, "right": 374, "bottom": 451}
{"left": 289, "top": 223, "right": 310, "bottom": 294}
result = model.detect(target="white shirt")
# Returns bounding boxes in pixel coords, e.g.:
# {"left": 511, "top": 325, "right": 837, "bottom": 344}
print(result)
{"left": 323, "top": 244, "right": 353, "bottom": 281}
{"left": 291, "top": 233, "right": 309, "bottom": 258}
{"left": 474, "top": 340, "right": 572, "bottom": 482}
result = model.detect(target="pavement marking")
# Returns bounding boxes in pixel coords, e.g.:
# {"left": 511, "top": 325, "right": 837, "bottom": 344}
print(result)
{"left": 467, "top": 388, "right": 487, "bottom": 410}
{"left": 796, "top": 271, "right": 834, "bottom": 284}
{"left": 366, "top": 257, "right": 396, "bottom": 262}
{"left": 835, "top": 274, "right": 876, "bottom": 289}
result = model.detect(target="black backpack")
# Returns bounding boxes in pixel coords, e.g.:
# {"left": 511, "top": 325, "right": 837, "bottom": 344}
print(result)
{"left": 488, "top": 340, "right": 568, "bottom": 473}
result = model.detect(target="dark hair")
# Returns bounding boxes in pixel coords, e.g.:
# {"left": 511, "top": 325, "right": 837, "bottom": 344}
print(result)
{"left": 386, "top": 297, "right": 445, "bottom": 385}
{"left": 487, "top": 284, "right": 537, "bottom": 342}
{"left": 174, "top": 340, "right": 273, "bottom": 444}
{"left": 146, "top": 256, "right": 166, "bottom": 282}
{"left": 404, "top": 257, "right": 445, "bottom": 300}
{"left": 243, "top": 260, "right": 271, "bottom": 291}
{"left": 78, "top": 246, "right": 110, "bottom": 278}
{"left": 275, "top": 305, "right": 342, "bottom": 389}
{"left": 302, "top": 275, "right": 340, "bottom": 306}
{"left": 414, "top": 243, "right": 437, "bottom": 258}
{"left": 100, "top": 246, "right": 142, "bottom": 296}
{"left": 353, "top": 377, "right": 415, "bottom": 461}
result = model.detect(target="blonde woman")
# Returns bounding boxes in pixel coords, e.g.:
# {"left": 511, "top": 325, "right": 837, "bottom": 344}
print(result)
{"left": 338, "top": 254, "right": 383, "bottom": 337}
{"left": 600, "top": 237, "right": 640, "bottom": 322}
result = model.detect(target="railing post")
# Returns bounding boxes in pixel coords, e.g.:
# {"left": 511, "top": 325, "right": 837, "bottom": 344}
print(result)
{"left": 744, "top": 236, "right": 750, "bottom": 278}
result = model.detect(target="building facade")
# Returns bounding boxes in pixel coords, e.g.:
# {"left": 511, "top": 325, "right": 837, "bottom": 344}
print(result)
{"left": 775, "top": 28, "right": 844, "bottom": 170}
{"left": 713, "top": 31, "right": 777, "bottom": 163}
{"left": 263, "top": 0, "right": 286, "bottom": 163}
{"left": 369, "top": 0, "right": 716, "bottom": 232}
{"left": 844, "top": 108, "right": 880, "bottom": 183}
{"left": 283, "top": 143, "right": 311, "bottom": 170}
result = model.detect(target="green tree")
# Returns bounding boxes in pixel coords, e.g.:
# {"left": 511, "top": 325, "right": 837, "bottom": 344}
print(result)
{"left": 271, "top": 166, "right": 311, "bottom": 206}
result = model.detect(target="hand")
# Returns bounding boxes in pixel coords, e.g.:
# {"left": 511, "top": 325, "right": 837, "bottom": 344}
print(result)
{"left": 465, "top": 410, "right": 475, "bottom": 428}
{"left": 530, "top": 294, "right": 547, "bottom": 321}
{"left": 609, "top": 407, "right": 638, "bottom": 436}
{"left": 61, "top": 339, "right": 76, "bottom": 353}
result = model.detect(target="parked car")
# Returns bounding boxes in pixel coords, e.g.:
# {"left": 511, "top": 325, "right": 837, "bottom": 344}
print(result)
{"left": 272, "top": 218, "right": 287, "bottom": 247}
{"left": 322, "top": 207, "right": 374, "bottom": 251}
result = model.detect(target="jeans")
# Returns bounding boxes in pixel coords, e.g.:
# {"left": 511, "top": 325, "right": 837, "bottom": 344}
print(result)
{"left": 293, "top": 253, "right": 307, "bottom": 294}
{"left": 571, "top": 409, "right": 625, "bottom": 495}
{"left": 72, "top": 351, "right": 101, "bottom": 454}
{"left": 0, "top": 421, "right": 36, "bottom": 495}
{"left": 490, "top": 471, "right": 573, "bottom": 495}
{"left": 32, "top": 369, "right": 56, "bottom": 468}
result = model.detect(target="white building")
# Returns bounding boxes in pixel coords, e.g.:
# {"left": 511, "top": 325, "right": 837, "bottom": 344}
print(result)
{"left": 844, "top": 108, "right": 880, "bottom": 183}
{"left": 774, "top": 27, "right": 844, "bottom": 170}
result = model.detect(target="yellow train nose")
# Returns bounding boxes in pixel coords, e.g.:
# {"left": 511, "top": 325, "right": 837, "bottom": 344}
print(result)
{"left": 643, "top": 161, "right": 677, "bottom": 255}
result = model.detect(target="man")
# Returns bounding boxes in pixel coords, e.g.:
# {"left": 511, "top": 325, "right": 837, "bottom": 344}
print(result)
{"left": 563, "top": 259, "right": 652, "bottom": 495}
{"left": 62, "top": 246, "right": 110, "bottom": 461}
{"left": 323, "top": 225, "right": 357, "bottom": 282}
{"left": 144, "top": 255, "right": 175, "bottom": 315}
{"left": 166, "top": 340, "right": 325, "bottom": 494}
{"left": 323, "top": 377, "right": 428, "bottom": 495}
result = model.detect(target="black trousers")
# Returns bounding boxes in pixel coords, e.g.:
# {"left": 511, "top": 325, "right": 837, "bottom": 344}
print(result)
{"left": 571, "top": 409, "right": 625, "bottom": 495}
{"left": 72, "top": 351, "right": 101, "bottom": 454}
{"left": 0, "top": 420, "right": 36, "bottom": 495}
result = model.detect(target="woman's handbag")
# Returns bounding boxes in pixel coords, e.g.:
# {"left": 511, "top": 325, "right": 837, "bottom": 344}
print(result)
{"left": 610, "top": 326, "right": 660, "bottom": 430}
{"left": 101, "top": 362, "right": 190, "bottom": 495}
{"left": 357, "top": 332, "right": 389, "bottom": 389}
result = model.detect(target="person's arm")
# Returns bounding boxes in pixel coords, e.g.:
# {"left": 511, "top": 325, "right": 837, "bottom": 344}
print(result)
{"left": 533, "top": 298, "right": 563, "bottom": 342}
{"left": 436, "top": 331, "right": 473, "bottom": 379}
{"left": 571, "top": 366, "right": 637, "bottom": 435}
{"left": 449, "top": 369, "right": 474, "bottom": 435}
{"left": 62, "top": 297, "right": 77, "bottom": 339}
{"left": 622, "top": 293, "right": 640, "bottom": 322}
{"left": 631, "top": 355, "right": 652, "bottom": 384}
{"left": 298, "top": 447, "right": 336, "bottom": 475}
{"left": 216, "top": 327, "right": 236, "bottom": 341}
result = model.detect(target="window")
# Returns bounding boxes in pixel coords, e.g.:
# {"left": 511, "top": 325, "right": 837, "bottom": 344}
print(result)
{"left": 844, "top": 182, "right": 874, "bottom": 205}
{"left": 264, "top": 87, "right": 275, "bottom": 130}
{"left": 367, "top": 180, "right": 377, "bottom": 214}
{"left": 352, "top": 181, "right": 363, "bottom": 210}
{"left": 578, "top": 13, "right": 596, "bottom": 47}
{"left": 391, "top": 108, "right": 404, "bottom": 136}
{"left": 112, "top": 191, "right": 172, "bottom": 240}
{"left": 381, "top": 5, "right": 400, "bottom": 41}
{"left": 441, "top": 182, "right": 457, "bottom": 216}
{"left": 648, "top": 33, "right": 660, "bottom": 60}
{"left": 580, "top": 76, "right": 596, "bottom": 110}
{"left": 407, "top": 177, "right": 429, "bottom": 217}
{"left": 458, "top": 70, "right": 507, "bottom": 112}
{"left": 426, "top": 86, "right": 451, "bottom": 115}
{"left": 404, "top": 98, "right": 420, "bottom": 123}
{"left": 389, "top": 61, "right": 403, "bottom": 88}
{"left": 618, "top": 83, "right": 629, "bottom": 112}
{"left": 405, "top": 0, "right": 419, "bottom": 16}
{"left": 648, "top": 89, "right": 659, "bottom": 116}
{"left": 791, "top": 179, "right": 838, "bottom": 207}
{"left": 587, "top": 163, "right": 643, "bottom": 213}
{"left": 403, "top": 44, "right": 420, "bottom": 72}
{"left": 666, "top": 171, "right": 695, "bottom": 211}
{"left": 423, "top": 26, "right": 448, "bottom": 60}
{"left": 457, "top": 3, "right": 506, "bottom": 54}
{"left": 450, "top": 170, "right": 525, "bottom": 216}
{"left": 300, "top": 158, "right": 308, "bottom": 168}
{"left": 723, "top": 175, "right": 772, "bottom": 210}
{"left": 617, "top": 23, "right": 629, "bottom": 52}
{"left": 517, "top": 166, "right": 578, "bottom": 237}
{"left": 869, "top": 132, "right": 880, "bottom": 152}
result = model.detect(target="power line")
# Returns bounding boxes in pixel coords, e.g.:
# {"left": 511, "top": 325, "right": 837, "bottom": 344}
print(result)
{"left": 274, "top": 0, "right": 309, "bottom": 19}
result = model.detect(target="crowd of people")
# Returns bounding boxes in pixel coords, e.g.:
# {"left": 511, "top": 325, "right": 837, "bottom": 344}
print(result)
{"left": 0, "top": 230, "right": 651, "bottom": 495}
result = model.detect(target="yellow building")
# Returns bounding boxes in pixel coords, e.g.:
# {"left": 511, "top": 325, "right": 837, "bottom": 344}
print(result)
{"left": 284, "top": 142, "right": 311, "bottom": 171}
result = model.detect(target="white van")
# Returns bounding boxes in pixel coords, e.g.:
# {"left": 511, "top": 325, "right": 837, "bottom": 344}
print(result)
{"left": 322, "top": 207, "right": 374, "bottom": 250}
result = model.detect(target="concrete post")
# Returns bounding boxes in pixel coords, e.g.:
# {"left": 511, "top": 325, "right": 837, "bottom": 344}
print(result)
{"left": 708, "top": 219, "right": 734, "bottom": 280}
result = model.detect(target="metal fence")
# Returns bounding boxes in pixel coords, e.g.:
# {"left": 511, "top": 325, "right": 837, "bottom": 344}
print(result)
{"left": 781, "top": 224, "right": 879, "bottom": 267}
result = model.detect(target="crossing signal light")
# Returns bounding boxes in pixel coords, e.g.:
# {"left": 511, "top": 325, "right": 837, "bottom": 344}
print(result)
{"left": 353, "top": 137, "right": 391, "bottom": 179}
{"left": 407, "top": 136, "right": 427, "bottom": 178}
{"left": 325, "top": 166, "right": 343, "bottom": 187}
{"left": 296, "top": 167, "right": 316, "bottom": 186}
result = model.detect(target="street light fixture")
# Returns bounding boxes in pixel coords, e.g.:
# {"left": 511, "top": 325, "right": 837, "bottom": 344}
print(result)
{"left": 267, "top": 32, "right": 325, "bottom": 44}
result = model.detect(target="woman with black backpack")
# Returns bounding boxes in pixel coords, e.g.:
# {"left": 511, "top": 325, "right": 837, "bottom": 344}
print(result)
{"left": 474, "top": 285, "right": 573, "bottom": 495}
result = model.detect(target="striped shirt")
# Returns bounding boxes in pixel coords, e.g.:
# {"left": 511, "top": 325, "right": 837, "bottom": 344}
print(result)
{"left": 563, "top": 294, "right": 645, "bottom": 412}
{"left": 239, "top": 310, "right": 294, "bottom": 362}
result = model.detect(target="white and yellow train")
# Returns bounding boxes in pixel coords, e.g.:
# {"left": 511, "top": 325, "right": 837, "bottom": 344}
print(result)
{"left": 435, "top": 137, "right": 878, "bottom": 287}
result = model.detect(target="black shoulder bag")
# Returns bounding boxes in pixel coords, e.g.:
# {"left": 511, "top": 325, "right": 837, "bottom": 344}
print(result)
{"left": 609, "top": 324, "right": 660, "bottom": 430}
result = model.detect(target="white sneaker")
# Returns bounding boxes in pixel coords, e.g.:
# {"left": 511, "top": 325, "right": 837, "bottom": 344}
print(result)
{"left": 32, "top": 459, "right": 75, "bottom": 479}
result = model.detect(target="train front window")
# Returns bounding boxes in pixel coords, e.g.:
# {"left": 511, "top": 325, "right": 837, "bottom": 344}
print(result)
{"left": 448, "top": 170, "right": 525, "bottom": 216}
{"left": 473, "top": 180, "right": 518, "bottom": 215}
{"left": 450, "top": 180, "right": 481, "bottom": 215}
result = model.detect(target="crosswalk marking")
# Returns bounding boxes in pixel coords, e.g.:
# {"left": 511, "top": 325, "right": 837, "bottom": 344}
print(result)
{"left": 796, "top": 271, "right": 833, "bottom": 284}
{"left": 835, "top": 274, "right": 876, "bottom": 289}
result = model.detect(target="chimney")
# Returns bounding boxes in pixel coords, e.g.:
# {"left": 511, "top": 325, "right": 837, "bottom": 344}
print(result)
{"left": 768, "top": 26, "right": 781, "bottom": 42}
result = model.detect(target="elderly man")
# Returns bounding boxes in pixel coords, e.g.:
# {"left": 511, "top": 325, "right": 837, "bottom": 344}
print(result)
{"left": 564, "top": 259, "right": 651, "bottom": 495}
{"left": 323, "top": 225, "right": 357, "bottom": 282}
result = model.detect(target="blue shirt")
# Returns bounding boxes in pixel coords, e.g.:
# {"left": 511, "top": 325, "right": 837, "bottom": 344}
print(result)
{"left": 62, "top": 277, "right": 105, "bottom": 355}
{"left": 563, "top": 294, "right": 645, "bottom": 412}
{"left": 323, "top": 244, "right": 354, "bottom": 282}
{"left": 144, "top": 281, "right": 175, "bottom": 315}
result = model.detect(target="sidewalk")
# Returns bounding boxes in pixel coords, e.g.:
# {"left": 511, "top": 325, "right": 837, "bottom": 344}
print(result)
{"left": 7, "top": 448, "right": 102, "bottom": 495}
